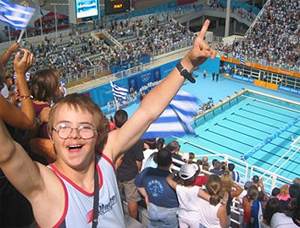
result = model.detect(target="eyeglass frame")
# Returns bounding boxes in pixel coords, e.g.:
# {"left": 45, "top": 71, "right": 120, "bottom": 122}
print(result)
{"left": 52, "top": 122, "right": 98, "bottom": 139}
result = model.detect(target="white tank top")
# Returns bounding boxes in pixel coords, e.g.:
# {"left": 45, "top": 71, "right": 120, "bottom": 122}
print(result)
{"left": 50, "top": 154, "right": 125, "bottom": 228}
{"left": 176, "top": 185, "right": 221, "bottom": 228}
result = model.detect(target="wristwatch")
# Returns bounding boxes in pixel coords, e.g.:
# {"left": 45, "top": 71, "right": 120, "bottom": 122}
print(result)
{"left": 176, "top": 62, "right": 196, "bottom": 83}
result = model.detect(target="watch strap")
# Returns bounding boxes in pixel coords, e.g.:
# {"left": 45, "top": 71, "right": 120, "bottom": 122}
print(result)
{"left": 176, "top": 62, "right": 196, "bottom": 83}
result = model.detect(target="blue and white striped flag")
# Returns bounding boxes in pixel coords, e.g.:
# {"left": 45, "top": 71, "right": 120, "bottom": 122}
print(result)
{"left": 110, "top": 81, "right": 128, "bottom": 101}
{"left": 0, "top": 0, "right": 35, "bottom": 30}
{"left": 142, "top": 90, "right": 200, "bottom": 139}
{"left": 240, "top": 55, "right": 246, "bottom": 65}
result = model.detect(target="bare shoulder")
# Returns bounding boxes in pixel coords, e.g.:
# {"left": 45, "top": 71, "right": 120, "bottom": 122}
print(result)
{"left": 30, "top": 162, "right": 66, "bottom": 227}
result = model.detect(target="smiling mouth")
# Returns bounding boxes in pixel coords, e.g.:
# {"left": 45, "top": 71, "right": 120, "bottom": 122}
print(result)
{"left": 67, "top": 144, "right": 83, "bottom": 153}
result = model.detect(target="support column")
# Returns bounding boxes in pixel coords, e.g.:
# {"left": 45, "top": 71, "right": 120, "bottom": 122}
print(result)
{"left": 233, "top": 19, "right": 236, "bottom": 34}
{"left": 224, "top": 0, "right": 231, "bottom": 37}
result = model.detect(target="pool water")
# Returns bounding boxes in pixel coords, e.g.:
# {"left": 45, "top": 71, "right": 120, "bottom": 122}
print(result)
{"left": 179, "top": 90, "right": 300, "bottom": 180}
{"left": 124, "top": 73, "right": 300, "bottom": 182}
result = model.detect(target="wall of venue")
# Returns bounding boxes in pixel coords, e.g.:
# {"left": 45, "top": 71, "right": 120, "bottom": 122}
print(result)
{"left": 86, "top": 57, "right": 221, "bottom": 112}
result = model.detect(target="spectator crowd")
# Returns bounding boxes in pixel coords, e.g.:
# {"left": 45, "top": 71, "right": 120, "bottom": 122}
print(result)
{"left": 0, "top": 2, "right": 299, "bottom": 227}
{"left": 229, "top": 0, "right": 299, "bottom": 70}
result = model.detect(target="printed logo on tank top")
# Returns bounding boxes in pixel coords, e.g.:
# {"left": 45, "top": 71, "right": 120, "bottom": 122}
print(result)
{"left": 86, "top": 195, "right": 117, "bottom": 223}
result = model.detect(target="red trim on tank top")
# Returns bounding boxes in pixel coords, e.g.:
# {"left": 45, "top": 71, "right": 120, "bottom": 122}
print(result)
{"left": 101, "top": 153, "right": 115, "bottom": 171}
{"left": 50, "top": 164, "right": 103, "bottom": 197}
{"left": 52, "top": 174, "right": 69, "bottom": 228}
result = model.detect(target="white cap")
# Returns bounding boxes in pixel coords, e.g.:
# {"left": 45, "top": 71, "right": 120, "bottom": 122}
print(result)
{"left": 179, "top": 163, "right": 199, "bottom": 180}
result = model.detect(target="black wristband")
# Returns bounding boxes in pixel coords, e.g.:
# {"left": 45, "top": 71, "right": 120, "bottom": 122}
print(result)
{"left": 176, "top": 62, "right": 196, "bottom": 83}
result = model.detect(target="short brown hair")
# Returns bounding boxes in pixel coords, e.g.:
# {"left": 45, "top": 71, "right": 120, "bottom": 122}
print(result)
{"left": 48, "top": 93, "right": 109, "bottom": 151}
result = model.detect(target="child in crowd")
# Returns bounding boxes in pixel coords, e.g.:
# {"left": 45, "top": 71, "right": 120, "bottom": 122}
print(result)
{"left": 242, "top": 185, "right": 262, "bottom": 228}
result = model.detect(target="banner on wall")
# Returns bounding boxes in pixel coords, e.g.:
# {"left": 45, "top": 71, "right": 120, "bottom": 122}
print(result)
{"left": 160, "top": 61, "right": 178, "bottom": 78}
{"left": 153, "top": 68, "right": 161, "bottom": 81}
{"left": 176, "top": 0, "right": 197, "bottom": 5}
{"left": 128, "top": 77, "right": 138, "bottom": 93}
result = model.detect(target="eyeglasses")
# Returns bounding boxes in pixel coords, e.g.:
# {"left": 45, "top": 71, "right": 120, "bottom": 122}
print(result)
{"left": 52, "top": 123, "right": 97, "bottom": 139}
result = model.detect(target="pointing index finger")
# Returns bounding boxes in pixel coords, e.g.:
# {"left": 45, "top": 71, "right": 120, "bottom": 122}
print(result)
{"left": 198, "top": 19, "right": 210, "bottom": 40}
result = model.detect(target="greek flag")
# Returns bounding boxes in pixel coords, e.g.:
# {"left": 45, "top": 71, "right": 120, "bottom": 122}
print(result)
{"left": 0, "top": 0, "right": 35, "bottom": 29}
{"left": 240, "top": 55, "right": 246, "bottom": 65}
{"left": 110, "top": 81, "right": 128, "bottom": 101}
{"left": 142, "top": 90, "right": 199, "bottom": 139}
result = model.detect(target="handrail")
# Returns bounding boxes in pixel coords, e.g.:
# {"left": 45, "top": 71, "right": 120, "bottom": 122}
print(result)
{"left": 245, "top": 89, "right": 300, "bottom": 105}
{"left": 171, "top": 89, "right": 295, "bottom": 193}
{"left": 265, "top": 134, "right": 300, "bottom": 176}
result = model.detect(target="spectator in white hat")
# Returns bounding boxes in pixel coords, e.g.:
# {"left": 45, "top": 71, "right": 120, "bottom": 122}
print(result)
{"left": 167, "top": 165, "right": 228, "bottom": 228}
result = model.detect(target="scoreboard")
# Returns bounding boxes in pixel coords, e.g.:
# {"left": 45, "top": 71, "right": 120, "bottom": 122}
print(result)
{"left": 105, "top": 0, "right": 130, "bottom": 15}
{"left": 75, "top": 0, "right": 99, "bottom": 19}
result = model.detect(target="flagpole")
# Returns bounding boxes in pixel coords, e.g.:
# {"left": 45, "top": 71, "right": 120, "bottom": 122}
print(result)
{"left": 8, "top": 26, "right": 11, "bottom": 42}
{"left": 39, "top": 16, "right": 43, "bottom": 36}
{"left": 54, "top": 4, "right": 58, "bottom": 38}
{"left": 114, "top": 96, "right": 120, "bottom": 111}
{"left": 17, "top": 29, "right": 25, "bottom": 43}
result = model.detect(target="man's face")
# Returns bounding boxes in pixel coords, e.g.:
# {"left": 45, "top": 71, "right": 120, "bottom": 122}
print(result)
{"left": 51, "top": 104, "right": 98, "bottom": 170}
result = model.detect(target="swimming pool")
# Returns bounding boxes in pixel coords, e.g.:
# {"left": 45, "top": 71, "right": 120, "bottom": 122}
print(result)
{"left": 123, "top": 74, "right": 300, "bottom": 190}
{"left": 177, "top": 89, "right": 300, "bottom": 186}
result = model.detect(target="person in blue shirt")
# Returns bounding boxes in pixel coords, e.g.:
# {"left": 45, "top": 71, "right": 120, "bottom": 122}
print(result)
{"left": 135, "top": 147, "right": 179, "bottom": 228}
{"left": 228, "top": 163, "right": 240, "bottom": 183}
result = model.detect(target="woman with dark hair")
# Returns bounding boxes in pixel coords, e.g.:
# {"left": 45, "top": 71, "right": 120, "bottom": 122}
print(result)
{"left": 30, "top": 69, "right": 61, "bottom": 136}
{"left": 141, "top": 138, "right": 165, "bottom": 170}
{"left": 270, "top": 192, "right": 300, "bottom": 227}
{"left": 167, "top": 168, "right": 228, "bottom": 228}
{"left": 262, "top": 198, "right": 281, "bottom": 227}
{"left": 29, "top": 69, "right": 62, "bottom": 163}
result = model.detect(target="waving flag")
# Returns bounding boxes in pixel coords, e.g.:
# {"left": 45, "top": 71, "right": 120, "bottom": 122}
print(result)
{"left": 239, "top": 55, "right": 246, "bottom": 65}
{"left": 142, "top": 90, "right": 200, "bottom": 139}
{"left": 110, "top": 81, "right": 128, "bottom": 101}
{"left": 0, "top": 0, "right": 35, "bottom": 29}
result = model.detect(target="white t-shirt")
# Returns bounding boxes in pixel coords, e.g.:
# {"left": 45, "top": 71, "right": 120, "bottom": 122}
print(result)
{"left": 176, "top": 185, "right": 221, "bottom": 228}
{"left": 270, "top": 213, "right": 298, "bottom": 228}
{"left": 141, "top": 149, "right": 158, "bottom": 170}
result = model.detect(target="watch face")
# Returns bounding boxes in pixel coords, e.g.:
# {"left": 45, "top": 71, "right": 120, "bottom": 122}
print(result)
{"left": 182, "top": 69, "right": 190, "bottom": 76}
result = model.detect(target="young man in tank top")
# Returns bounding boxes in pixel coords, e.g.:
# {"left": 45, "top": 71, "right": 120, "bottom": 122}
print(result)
{"left": 0, "top": 20, "right": 216, "bottom": 227}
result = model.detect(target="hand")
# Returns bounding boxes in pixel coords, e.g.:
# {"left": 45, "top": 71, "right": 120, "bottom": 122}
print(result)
{"left": 13, "top": 49, "right": 34, "bottom": 75}
{"left": 39, "top": 107, "right": 51, "bottom": 123}
{"left": 8, "top": 42, "right": 20, "bottom": 54}
{"left": 221, "top": 191, "right": 229, "bottom": 205}
{"left": 186, "top": 20, "right": 217, "bottom": 67}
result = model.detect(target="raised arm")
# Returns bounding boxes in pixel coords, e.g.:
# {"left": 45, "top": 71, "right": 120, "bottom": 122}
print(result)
{"left": 198, "top": 188, "right": 211, "bottom": 201}
{"left": 0, "top": 49, "right": 35, "bottom": 129}
{"left": 166, "top": 175, "right": 178, "bottom": 190}
{"left": 0, "top": 117, "right": 43, "bottom": 197}
{"left": 0, "top": 42, "right": 20, "bottom": 67}
{"left": 106, "top": 19, "right": 217, "bottom": 160}
{"left": 0, "top": 117, "right": 65, "bottom": 227}
{"left": 14, "top": 49, "right": 35, "bottom": 126}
